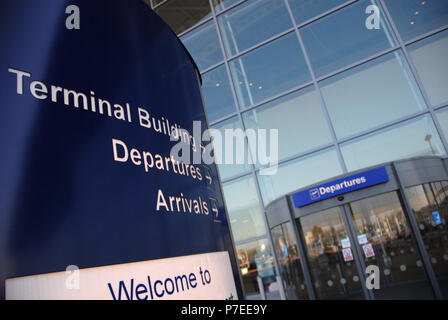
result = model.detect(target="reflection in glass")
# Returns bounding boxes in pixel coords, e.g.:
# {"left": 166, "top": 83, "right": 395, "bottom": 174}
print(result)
{"left": 288, "top": 0, "right": 347, "bottom": 25}
{"left": 229, "top": 33, "right": 311, "bottom": 109}
{"left": 181, "top": 21, "right": 223, "bottom": 71}
{"left": 257, "top": 148, "right": 342, "bottom": 205}
{"left": 222, "top": 175, "right": 267, "bottom": 243}
{"left": 341, "top": 115, "right": 445, "bottom": 172}
{"left": 319, "top": 50, "right": 426, "bottom": 139}
{"left": 211, "top": 116, "right": 252, "bottom": 180}
{"left": 384, "top": 0, "right": 448, "bottom": 42}
{"left": 408, "top": 30, "right": 448, "bottom": 107}
{"left": 300, "top": 0, "right": 397, "bottom": 78}
{"left": 242, "top": 86, "right": 332, "bottom": 164}
{"left": 298, "top": 207, "right": 364, "bottom": 299}
{"left": 272, "top": 222, "right": 309, "bottom": 299}
{"left": 406, "top": 182, "right": 448, "bottom": 298}
{"left": 155, "top": 0, "right": 212, "bottom": 35}
{"left": 202, "top": 65, "right": 236, "bottom": 123}
{"left": 350, "top": 192, "right": 434, "bottom": 299}
{"left": 236, "top": 239, "right": 280, "bottom": 299}
{"left": 218, "top": 0, "right": 293, "bottom": 57}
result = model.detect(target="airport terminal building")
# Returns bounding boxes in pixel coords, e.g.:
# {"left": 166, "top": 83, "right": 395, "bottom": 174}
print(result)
{"left": 146, "top": 0, "right": 448, "bottom": 299}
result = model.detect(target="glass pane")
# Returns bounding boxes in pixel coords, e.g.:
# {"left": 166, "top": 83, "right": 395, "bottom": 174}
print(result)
{"left": 350, "top": 192, "right": 434, "bottom": 299}
{"left": 180, "top": 21, "right": 223, "bottom": 72}
{"left": 288, "top": 0, "right": 348, "bottom": 24}
{"left": 236, "top": 239, "right": 280, "bottom": 299}
{"left": 319, "top": 50, "right": 426, "bottom": 139}
{"left": 436, "top": 107, "right": 448, "bottom": 140}
{"left": 406, "top": 182, "right": 448, "bottom": 298}
{"left": 218, "top": 0, "right": 293, "bottom": 57}
{"left": 383, "top": 0, "right": 448, "bottom": 42}
{"left": 229, "top": 33, "right": 312, "bottom": 109}
{"left": 300, "top": 0, "right": 397, "bottom": 78}
{"left": 211, "top": 116, "right": 252, "bottom": 180}
{"left": 257, "top": 148, "right": 342, "bottom": 205}
{"left": 212, "top": 0, "right": 241, "bottom": 13}
{"left": 222, "top": 175, "right": 267, "bottom": 243}
{"left": 155, "top": 0, "right": 212, "bottom": 35}
{"left": 298, "top": 207, "right": 364, "bottom": 300}
{"left": 242, "top": 85, "right": 333, "bottom": 164}
{"left": 341, "top": 115, "right": 445, "bottom": 172}
{"left": 202, "top": 65, "right": 236, "bottom": 123}
{"left": 408, "top": 30, "right": 448, "bottom": 106}
{"left": 272, "top": 222, "right": 309, "bottom": 299}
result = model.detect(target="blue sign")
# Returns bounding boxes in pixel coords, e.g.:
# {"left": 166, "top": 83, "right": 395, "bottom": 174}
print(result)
{"left": 293, "top": 167, "right": 389, "bottom": 207}
{"left": 432, "top": 211, "right": 442, "bottom": 225}
{"left": 0, "top": 0, "right": 242, "bottom": 299}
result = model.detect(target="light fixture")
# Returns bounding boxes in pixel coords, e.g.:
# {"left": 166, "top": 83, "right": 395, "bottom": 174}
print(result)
{"left": 258, "top": 86, "right": 262, "bottom": 90}
{"left": 216, "top": 83, "right": 220, "bottom": 87}
{"left": 410, "top": 21, "right": 415, "bottom": 25}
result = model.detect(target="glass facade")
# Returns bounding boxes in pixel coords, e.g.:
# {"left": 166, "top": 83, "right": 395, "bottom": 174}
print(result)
{"left": 150, "top": 0, "right": 448, "bottom": 299}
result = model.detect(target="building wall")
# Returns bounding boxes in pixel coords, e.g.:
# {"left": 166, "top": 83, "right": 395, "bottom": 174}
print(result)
{"left": 147, "top": 0, "right": 448, "bottom": 299}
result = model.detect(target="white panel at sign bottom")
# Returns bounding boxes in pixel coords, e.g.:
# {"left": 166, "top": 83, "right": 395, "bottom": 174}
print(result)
{"left": 6, "top": 251, "right": 237, "bottom": 300}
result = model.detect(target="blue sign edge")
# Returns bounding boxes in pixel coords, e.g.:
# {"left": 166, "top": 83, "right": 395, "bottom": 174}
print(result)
{"left": 292, "top": 166, "right": 389, "bottom": 208}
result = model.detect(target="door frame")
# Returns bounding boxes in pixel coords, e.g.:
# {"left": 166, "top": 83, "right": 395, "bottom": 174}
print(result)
{"left": 289, "top": 199, "right": 374, "bottom": 300}
{"left": 270, "top": 158, "right": 448, "bottom": 300}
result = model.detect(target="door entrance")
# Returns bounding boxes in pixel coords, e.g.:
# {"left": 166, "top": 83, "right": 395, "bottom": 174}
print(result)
{"left": 296, "top": 206, "right": 364, "bottom": 300}
{"left": 348, "top": 191, "right": 434, "bottom": 299}
{"left": 296, "top": 191, "right": 435, "bottom": 299}
{"left": 405, "top": 181, "right": 448, "bottom": 298}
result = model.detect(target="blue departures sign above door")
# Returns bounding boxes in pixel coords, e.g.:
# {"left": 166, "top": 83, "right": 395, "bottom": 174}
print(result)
{"left": 292, "top": 167, "right": 389, "bottom": 208}
{"left": 0, "top": 0, "right": 242, "bottom": 299}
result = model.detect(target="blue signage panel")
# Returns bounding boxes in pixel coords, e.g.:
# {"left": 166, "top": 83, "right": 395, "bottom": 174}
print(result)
{"left": 0, "top": 0, "right": 242, "bottom": 299}
{"left": 432, "top": 211, "right": 442, "bottom": 225}
{"left": 293, "top": 167, "right": 389, "bottom": 207}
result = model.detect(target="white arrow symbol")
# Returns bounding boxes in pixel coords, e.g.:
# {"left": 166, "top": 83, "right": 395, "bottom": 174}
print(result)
{"left": 211, "top": 201, "right": 219, "bottom": 218}
{"left": 205, "top": 172, "right": 212, "bottom": 185}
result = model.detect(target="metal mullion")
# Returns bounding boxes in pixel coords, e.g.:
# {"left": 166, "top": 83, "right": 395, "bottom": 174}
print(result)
{"left": 391, "top": 163, "right": 443, "bottom": 299}
{"left": 236, "top": 81, "right": 314, "bottom": 115}
{"left": 209, "top": 79, "right": 314, "bottom": 127}
{"left": 214, "top": 0, "right": 250, "bottom": 17}
{"left": 220, "top": 170, "right": 252, "bottom": 184}
{"left": 152, "top": 0, "right": 168, "bottom": 10}
{"left": 404, "top": 24, "right": 448, "bottom": 47}
{"left": 234, "top": 235, "right": 269, "bottom": 247}
{"left": 179, "top": 2, "right": 362, "bottom": 70}
{"left": 193, "top": 56, "right": 247, "bottom": 301}
{"left": 336, "top": 110, "right": 430, "bottom": 145}
{"left": 209, "top": 0, "right": 286, "bottom": 300}
{"left": 255, "top": 143, "right": 335, "bottom": 175}
{"left": 285, "top": 197, "right": 317, "bottom": 300}
{"left": 293, "top": 0, "right": 358, "bottom": 28}
{"left": 177, "top": 15, "right": 215, "bottom": 38}
{"left": 225, "top": 28, "right": 296, "bottom": 62}
{"left": 315, "top": 46, "right": 400, "bottom": 82}
{"left": 284, "top": 0, "right": 348, "bottom": 174}
{"left": 200, "top": 60, "right": 226, "bottom": 75}
{"left": 209, "top": 112, "right": 239, "bottom": 127}
{"left": 379, "top": 0, "right": 448, "bottom": 155}
{"left": 341, "top": 204, "right": 375, "bottom": 300}
{"left": 434, "top": 102, "right": 448, "bottom": 111}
